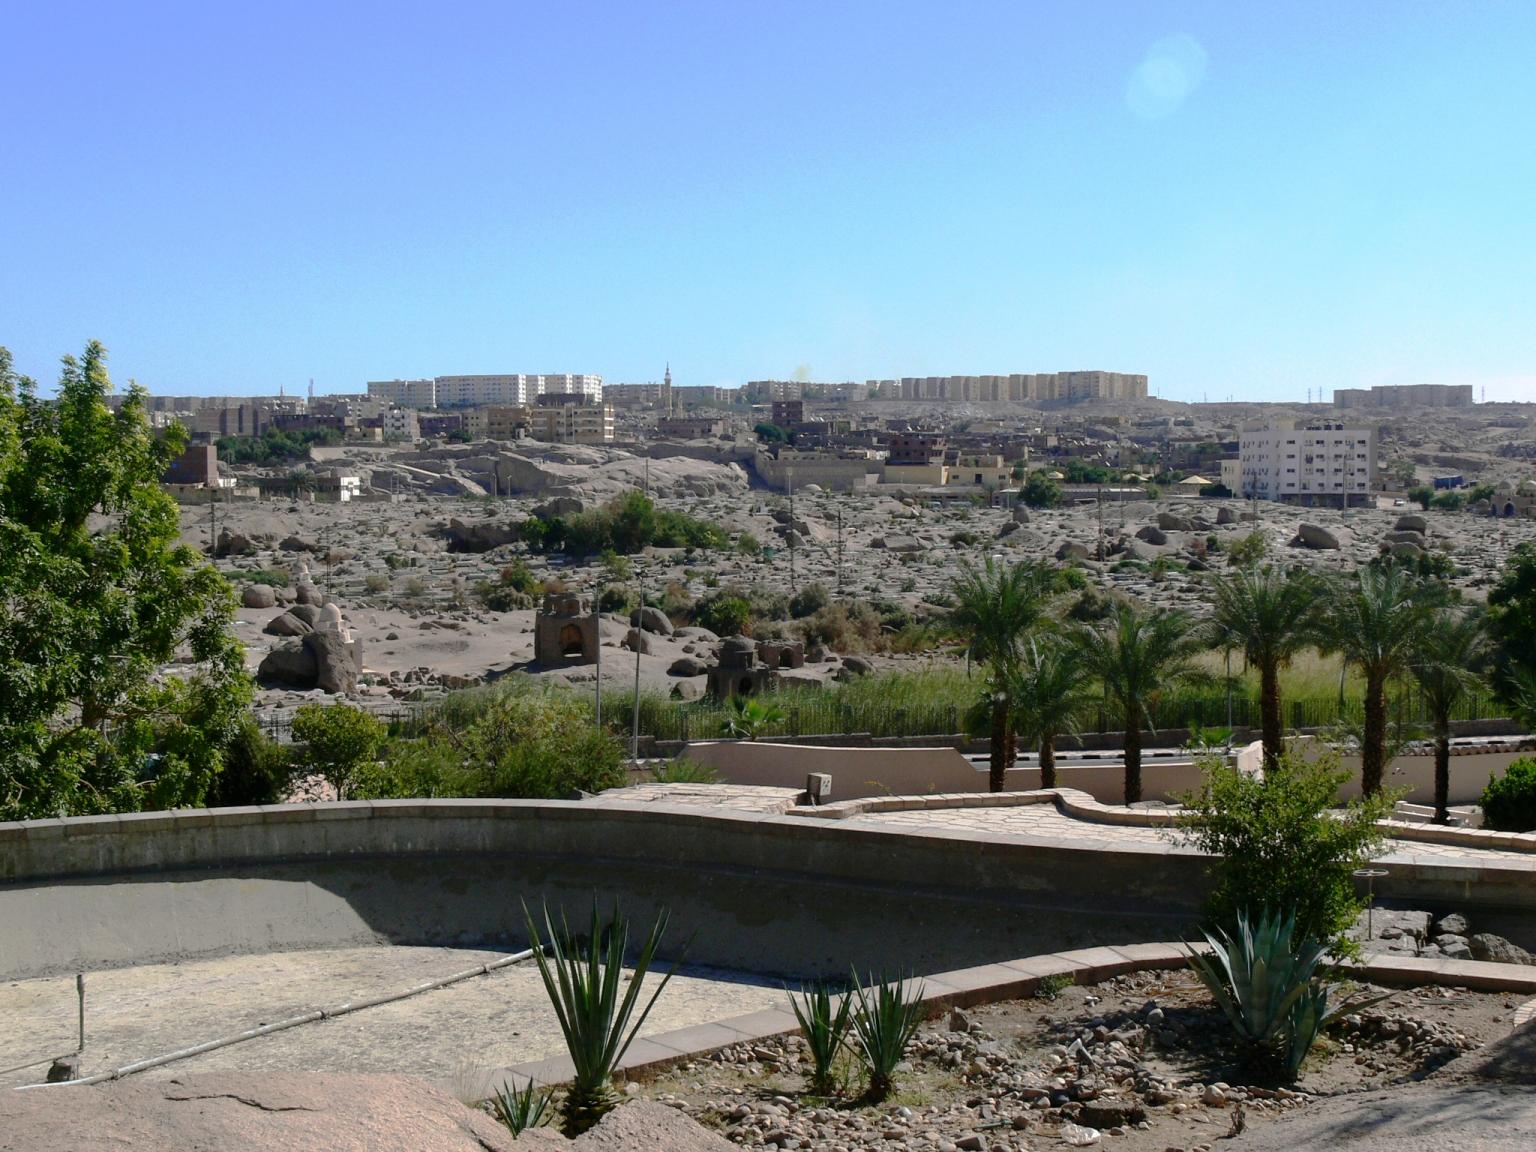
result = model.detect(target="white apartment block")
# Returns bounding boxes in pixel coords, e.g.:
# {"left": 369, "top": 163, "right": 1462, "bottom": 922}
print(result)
{"left": 889, "top": 371, "right": 1147, "bottom": 403}
{"left": 366, "top": 373, "right": 603, "bottom": 409}
{"left": 367, "top": 378, "right": 438, "bottom": 408}
{"left": 1238, "top": 422, "right": 1377, "bottom": 507}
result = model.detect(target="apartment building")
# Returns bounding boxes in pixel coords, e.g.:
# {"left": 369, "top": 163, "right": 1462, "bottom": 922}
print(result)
{"left": 367, "top": 373, "right": 603, "bottom": 409}
{"left": 529, "top": 403, "right": 615, "bottom": 445}
{"left": 1334, "top": 384, "right": 1475, "bottom": 409}
{"left": 367, "top": 378, "right": 438, "bottom": 408}
{"left": 890, "top": 371, "right": 1147, "bottom": 403}
{"left": 1237, "top": 422, "right": 1377, "bottom": 507}
{"left": 606, "top": 381, "right": 672, "bottom": 409}
{"left": 380, "top": 407, "right": 420, "bottom": 441}
{"left": 672, "top": 385, "right": 734, "bottom": 409}
{"left": 434, "top": 375, "right": 531, "bottom": 407}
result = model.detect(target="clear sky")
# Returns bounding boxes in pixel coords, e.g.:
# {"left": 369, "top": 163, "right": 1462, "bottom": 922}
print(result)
{"left": 3, "top": 1, "right": 1534, "bottom": 402}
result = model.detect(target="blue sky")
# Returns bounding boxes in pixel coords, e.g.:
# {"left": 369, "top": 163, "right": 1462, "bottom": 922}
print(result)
{"left": 3, "top": 1, "right": 1534, "bottom": 402}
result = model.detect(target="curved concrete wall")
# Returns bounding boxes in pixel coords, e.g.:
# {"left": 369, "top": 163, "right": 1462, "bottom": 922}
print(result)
{"left": 0, "top": 799, "right": 1207, "bottom": 981}
{"left": 6, "top": 799, "right": 1536, "bottom": 983}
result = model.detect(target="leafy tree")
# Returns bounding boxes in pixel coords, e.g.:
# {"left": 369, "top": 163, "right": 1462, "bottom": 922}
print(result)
{"left": 1225, "top": 530, "right": 1269, "bottom": 569}
{"left": 1003, "top": 635, "right": 1095, "bottom": 788}
{"left": 1320, "top": 566, "right": 1437, "bottom": 796}
{"left": 0, "top": 342, "right": 249, "bottom": 820}
{"left": 950, "top": 559, "right": 1060, "bottom": 790}
{"left": 1019, "top": 471, "right": 1063, "bottom": 509}
{"left": 1480, "top": 757, "right": 1536, "bottom": 833}
{"left": 1072, "top": 600, "right": 1207, "bottom": 804}
{"left": 693, "top": 593, "right": 752, "bottom": 637}
{"left": 206, "top": 717, "right": 297, "bottom": 806}
{"left": 1430, "top": 489, "right": 1464, "bottom": 512}
{"left": 1177, "top": 749, "right": 1391, "bottom": 954}
{"left": 1207, "top": 566, "right": 1320, "bottom": 766}
{"left": 1409, "top": 607, "right": 1487, "bottom": 823}
{"left": 1407, "top": 485, "right": 1434, "bottom": 510}
{"left": 1487, "top": 541, "right": 1536, "bottom": 704}
{"left": 291, "top": 702, "right": 385, "bottom": 800}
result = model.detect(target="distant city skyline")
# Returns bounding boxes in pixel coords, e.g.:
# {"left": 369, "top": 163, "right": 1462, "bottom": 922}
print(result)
{"left": 4, "top": 2, "right": 1535, "bottom": 404}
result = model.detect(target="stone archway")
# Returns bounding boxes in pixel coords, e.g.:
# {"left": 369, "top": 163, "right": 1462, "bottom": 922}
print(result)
{"left": 559, "top": 623, "right": 585, "bottom": 657}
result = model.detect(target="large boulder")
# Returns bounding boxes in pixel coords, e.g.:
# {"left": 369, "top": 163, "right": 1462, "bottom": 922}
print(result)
{"left": 1470, "top": 933, "right": 1535, "bottom": 966}
{"left": 840, "top": 654, "right": 874, "bottom": 676}
{"left": 288, "top": 603, "right": 326, "bottom": 628}
{"left": 214, "top": 528, "right": 255, "bottom": 557}
{"left": 294, "top": 582, "right": 325, "bottom": 606}
{"left": 280, "top": 535, "right": 320, "bottom": 553}
{"left": 1216, "top": 506, "right": 1238, "bottom": 525}
{"left": 1157, "top": 512, "right": 1193, "bottom": 532}
{"left": 257, "top": 640, "right": 318, "bottom": 687}
{"left": 1388, "top": 541, "right": 1425, "bottom": 561}
{"left": 668, "top": 656, "right": 708, "bottom": 677}
{"left": 440, "top": 518, "right": 520, "bottom": 554}
{"left": 533, "top": 496, "right": 584, "bottom": 519}
{"left": 1294, "top": 522, "right": 1342, "bottom": 550}
{"left": 1134, "top": 525, "right": 1168, "bottom": 546}
{"left": 241, "top": 584, "right": 277, "bottom": 609}
{"left": 620, "top": 628, "right": 652, "bottom": 655}
{"left": 630, "top": 606, "right": 674, "bottom": 636}
{"left": 263, "top": 609, "right": 314, "bottom": 637}
{"left": 1383, "top": 529, "right": 1427, "bottom": 547}
{"left": 306, "top": 629, "right": 358, "bottom": 695}
{"left": 1055, "top": 541, "right": 1092, "bottom": 561}
{"left": 1012, "top": 505, "right": 1032, "bottom": 524}
{"left": 1395, "top": 513, "right": 1430, "bottom": 534}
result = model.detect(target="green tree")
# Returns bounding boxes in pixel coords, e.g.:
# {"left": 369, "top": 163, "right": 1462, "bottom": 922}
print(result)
{"left": 1320, "top": 566, "right": 1437, "bottom": 796}
{"left": 1409, "top": 607, "right": 1487, "bottom": 824}
{"left": 1003, "top": 635, "right": 1095, "bottom": 789}
{"left": 1407, "top": 485, "right": 1433, "bottom": 510}
{"left": 1487, "top": 541, "right": 1536, "bottom": 705}
{"left": 1019, "top": 471, "right": 1063, "bottom": 509}
{"left": 1178, "top": 749, "right": 1391, "bottom": 953}
{"left": 720, "top": 695, "right": 786, "bottom": 740}
{"left": 950, "top": 559, "right": 1059, "bottom": 790}
{"left": 0, "top": 343, "right": 249, "bottom": 820}
{"left": 1207, "top": 565, "right": 1320, "bottom": 766}
{"left": 1073, "top": 600, "right": 1207, "bottom": 804}
{"left": 291, "top": 702, "right": 385, "bottom": 800}
{"left": 1225, "top": 530, "right": 1269, "bottom": 569}
{"left": 1430, "top": 489, "right": 1464, "bottom": 512}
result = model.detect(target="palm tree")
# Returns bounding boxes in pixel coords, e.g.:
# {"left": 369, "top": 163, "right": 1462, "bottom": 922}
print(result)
{"left": 1409, "top": 607, "right": 1487, "bottom": 823}
{"left": 1206, "top": 565, "right": 1321, "bottom": 766}
{"left": 1004, "top": 634, "right": 1096, "bottom": 789}
{"left": 1073, "top": 600, "right": 1207, "bottom": 804}
{"left": 1321, "top": 566, "right": 1437, "bottom": 796}
{"left": 720, "top": 695, "right": 785, "bottom": 741}
{"left": 949, "top": 558, "right": 1059, "bottom": 790}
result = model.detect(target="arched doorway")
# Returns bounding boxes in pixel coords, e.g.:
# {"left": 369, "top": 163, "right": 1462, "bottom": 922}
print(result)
{"left": 559, "top": 623, "right": 585, "bottom": 656}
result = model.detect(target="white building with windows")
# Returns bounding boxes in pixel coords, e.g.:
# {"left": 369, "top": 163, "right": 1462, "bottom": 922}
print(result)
{"left": 1237, "top": 422, "right": 1376, "bottom": 507}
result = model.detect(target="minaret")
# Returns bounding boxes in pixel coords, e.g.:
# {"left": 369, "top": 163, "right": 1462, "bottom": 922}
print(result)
{"left": 664, "top": 362, "right": 673, "bottom": 415}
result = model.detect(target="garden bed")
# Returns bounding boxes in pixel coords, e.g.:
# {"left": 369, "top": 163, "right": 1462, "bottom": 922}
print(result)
{"left": 631, "top": 969, "right": 1519, "bottom": 1152}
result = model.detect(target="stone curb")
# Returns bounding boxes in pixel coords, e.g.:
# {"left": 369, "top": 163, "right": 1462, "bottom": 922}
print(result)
{"left": 482, "top": 943, "right": 1536, "bottom": 1096}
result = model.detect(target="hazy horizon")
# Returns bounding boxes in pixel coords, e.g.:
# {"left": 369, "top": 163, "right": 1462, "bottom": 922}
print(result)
{"left": 4, "top": 2, "right": 1534, "bottom": 403}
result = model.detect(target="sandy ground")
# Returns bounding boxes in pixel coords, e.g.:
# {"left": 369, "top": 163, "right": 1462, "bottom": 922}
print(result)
{"left": 0, "top": 946, "right": 784, "bottom": 1090}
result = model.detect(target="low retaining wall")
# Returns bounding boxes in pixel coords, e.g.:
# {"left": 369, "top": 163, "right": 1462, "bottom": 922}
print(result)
{"left": 678, "top": 741, "right": 1203, "bottom": 803}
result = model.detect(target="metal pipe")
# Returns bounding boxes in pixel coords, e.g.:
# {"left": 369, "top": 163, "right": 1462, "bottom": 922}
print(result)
{"left": 15, "top": 948, "right": 534, "bottom": 1091}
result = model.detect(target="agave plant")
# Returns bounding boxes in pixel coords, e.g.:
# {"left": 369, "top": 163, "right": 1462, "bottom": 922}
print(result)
{"left": 488, "top": 1077, "right": 555, "bottom": 1135}
{"left": 1188, "top": 909, "right": 1385, "bottom": 1079}
{"left": 787, "top": 980, "right": 853, "bottom": 1096}
{"left": 524, "top": 901, "right": 682, "bottom": 1135}
{"left": 847, "top": 971, "right": 926, "bottom": 1100}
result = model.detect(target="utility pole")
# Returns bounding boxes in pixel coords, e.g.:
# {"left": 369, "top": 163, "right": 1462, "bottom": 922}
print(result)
{"left": 1096, "top": 488, "right": 1105, "bottom": 560}
{"left": 787, "top": 470, "right": 797, "bottom": 594}
{"left": 208, "top": 479, "right": 218, "bottom": 555}
{"left": 630, "top": 578, "right": 643, "bottom": 762}
{"left": 836, "top": 503, "right": 844, "bottom": 594}
{"left": 593, "top": 586, "right": 603, "bottom": 732}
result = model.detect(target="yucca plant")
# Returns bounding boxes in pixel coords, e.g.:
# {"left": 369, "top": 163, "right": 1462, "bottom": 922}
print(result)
{"left": 524, "top": 901, "right": 682, "bottom": 1135}
{"left": 847, "top": 971, "right": 926, "bottom": 1100}
{"left": 1188, "top": 908, "right": 1385, "bottom": 1080}
{"left": 488, "top": 1078, "right": 555, "bottom": 1136}
{"left": 787, "top": 980, "right": 853, "bottom": 1096}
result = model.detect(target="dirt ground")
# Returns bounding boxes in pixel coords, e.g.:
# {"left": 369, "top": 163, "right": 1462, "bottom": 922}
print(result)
{"left": 638, "top": 969, "right": 1526, "bottom": 1152}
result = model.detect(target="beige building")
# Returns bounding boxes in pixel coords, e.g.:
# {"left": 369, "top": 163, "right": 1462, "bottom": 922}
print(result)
{"left": 1238, "top": 422, "right": 1376, "bottom": 507}
{"left": 890, "top": 371, "right": 1147, "bottom": 403}
{"left": 530, "top": 403, "right": 614, "bottom": 445}
{"left": 1334, "top": 383, "right": 1474, "bottom": 409}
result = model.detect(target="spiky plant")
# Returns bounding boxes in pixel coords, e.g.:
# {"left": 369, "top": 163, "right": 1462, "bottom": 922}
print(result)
{"left": 524, "top": 901, "right": 681, "bottom": 1135}
{"left": 787, "top": 981, "right": 853, "bottom": 1096}
{"left": 1188, "top": 909, "right": 1385, "bottom": 1080}
{"left": 847, "top": 972, "right": 926, "bottom": 1100}
{"left": 488, "top": 1078, "right": 555, "bottom": 1135}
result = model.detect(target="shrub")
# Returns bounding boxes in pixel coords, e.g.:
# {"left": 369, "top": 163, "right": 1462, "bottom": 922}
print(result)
{"left": 488, "top": 1080, "right": 555, "bottom": 1136}
{"left": 245, "top": 568, "right": 291, "bottom": 587}
{"left": 847, "top": 972, "right": 926, "bottom": 1101}
{"left": 291, "top": 703, "right": 386, "bottom": 801}
{"left": 1408, "top": 485, "right": 1434, "bottom": 510}
{"left": 207, "top": 717, "right": 295, "bottom": 806}
{"left": 500, "top": 560, "right": 541, "bottom": 595}
{"left": 789, "top": 982, "right": 853, "bottom": 1096}
{"left": 1227, "top": 531, "right": 1269, "bottom": 568}
{"left": 524, "top": 901, "right": 682, "bottom": 1135}
{"left": 1189, "top": 909, "right": 1384, "bottom": 1080}
{"left": 597, "top": 585, "right": 630, "bottom": 613}
{"left": 694, "top": 593, "right": 752, "bottom": 637}
{"left": 364, "top": 573, "right": 390, "bottom": 594}
{"left": 1020, "top": 472, "right": 1062, "bottom": 509}
{"left": 1480, "top": 757, "right": 1536, "bottom": 832}
{"left": 736, "top": 532, "right": 762, "bottom": 557}
{"left": 1176, "top": 750, "right": 1391, "bottom": 953}
{"left": 789, "top": 582, "right": 830, "bottom": 619}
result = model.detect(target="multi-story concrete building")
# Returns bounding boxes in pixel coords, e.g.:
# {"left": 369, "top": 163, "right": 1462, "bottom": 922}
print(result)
{"left": 434, "top": 375, "right": 531, "bottom": 407}
{"left": 380, "top": 407, "right": 420, "bottom": 441}
{"left": 673, "top": 385, "right": 735, "bottom": 409}
{"left": 482, "top": 406, "right": 530, "bottom": 439}
{"left": 1334, "top": 384, "right": 1475, "bottom": 409}
{"left": 606, "top": 381, "right": 672, "bottom": 409}
{"left": 367, "top": 373, "right": 603, "bottom": 408}
{"left": 886, "top": 371, "right": 1147, "bottom": 403}
{"left": 529, "top": 402, "right": 614, "bottom": 445}
{"left": 1237, "top": 422, "right": 1377, "bottom": 507}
